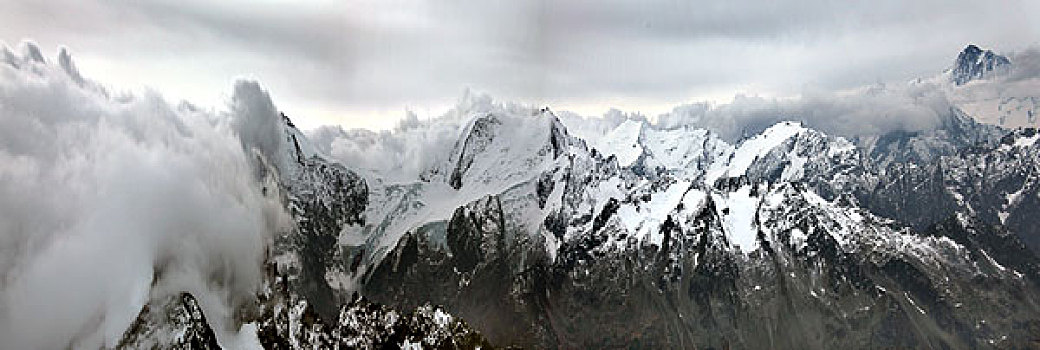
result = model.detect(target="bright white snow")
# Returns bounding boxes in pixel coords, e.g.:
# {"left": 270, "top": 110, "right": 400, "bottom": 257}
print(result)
{"left": 592, "top": 118, "right": 645, "bottom": 166}
{"left": 616, "top": 181, "right": 693, "bottom": 246}
{"left": 706, "top": 121, "right": 807, "bottom": 184}
{"left": 716, "top": 185, "right": 760, "bottom": 253}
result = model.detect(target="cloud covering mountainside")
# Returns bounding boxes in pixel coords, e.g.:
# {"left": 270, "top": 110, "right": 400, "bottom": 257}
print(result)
{"left": 0, "top": 42, "right": 289, "bottom": 349}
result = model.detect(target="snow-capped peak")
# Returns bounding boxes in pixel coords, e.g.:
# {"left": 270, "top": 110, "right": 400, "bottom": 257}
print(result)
{"left": 429, "top": 108, "right": 573, "bottom": 191}
{"left": 592, "top": 118, "right": 646, "bottom": 167}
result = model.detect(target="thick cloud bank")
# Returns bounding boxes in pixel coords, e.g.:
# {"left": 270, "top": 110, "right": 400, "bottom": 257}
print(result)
{"left": 651, "top": 82, "right": 954, "bottom": 142}
{"left": 0, "top": 42, "right": 288, "bottom": 349}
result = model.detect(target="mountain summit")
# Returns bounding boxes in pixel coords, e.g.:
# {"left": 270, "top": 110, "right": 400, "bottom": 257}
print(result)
{"left": 951, "top": 44, "right": 1011, "bottom": 85}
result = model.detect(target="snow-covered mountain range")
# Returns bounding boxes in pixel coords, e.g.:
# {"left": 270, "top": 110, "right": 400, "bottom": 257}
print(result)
{"left": 344, "top": 98, "right": 1040, "bottom": 348}
{"left": 304, "top": 44, "right": 1040, "bottom": 348}
{"left": 5, "top": 41, "right": 1040, "bottom": 349}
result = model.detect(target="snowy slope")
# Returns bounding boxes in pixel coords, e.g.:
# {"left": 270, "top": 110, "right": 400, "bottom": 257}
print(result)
{"left": 706, "top": 121, "right": 807, "bottom": 184}
{"left": 589, "top": 118, "right": 645, "bottom": 166}
{"left": 641, "top": 126, "right": 733, "bottom": 177}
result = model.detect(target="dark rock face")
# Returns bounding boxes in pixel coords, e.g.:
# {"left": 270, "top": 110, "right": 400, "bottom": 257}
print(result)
{"left": 862, "top": 126, "right": 1040, "bottom": 255}
{"left": 282, "top": 154, "right": 368, "bottom": 321}
{"left": 118, "top": 293, "right": 221, "bottom": 350}
{"left": 363, "top": 179, "right": 1040, "bottom": 348}
{"left": 363, "top": 195, "right": 548, "bottom": 346}
{"left": 952, "top": 44, "right": 1011, "bottom": 85}
{"left": 265, "top": 120, "right": 497, "bottom": 349}
{"left": 252, "top": 265, "right": 494, "bottom": 350}
{"left": 118, "top": 277, "right": 493, "bottom": 350}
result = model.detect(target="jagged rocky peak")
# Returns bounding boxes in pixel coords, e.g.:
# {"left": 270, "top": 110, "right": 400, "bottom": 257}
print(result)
{"left": 120, "top": 287, "right": 493, "bottom": 349}
{"left": 117, "top": 293, "right": 221, "bottom": 349}
{"left": 951, "top": 44, "right": 1011, "bottom": 85}
{"left": 274, "top": 111, "right": 370, "bottom": 322}
{"left": 706, "top": 121, "right": 809, "bottom": 185}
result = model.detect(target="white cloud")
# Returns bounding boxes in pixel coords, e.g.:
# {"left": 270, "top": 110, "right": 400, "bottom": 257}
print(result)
{"left": 0, "top": 42, "right": 289, "bottom": 349}
{"left": 230, "top": 80, "right": 288, "bottom": 173}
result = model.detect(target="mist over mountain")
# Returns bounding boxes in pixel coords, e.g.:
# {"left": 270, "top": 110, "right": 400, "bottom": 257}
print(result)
{"left": 0, "top": 42, "right": 289, "bottom": 349}
{"left": 3, "top": 38, "right": 1040, "bottom": 349}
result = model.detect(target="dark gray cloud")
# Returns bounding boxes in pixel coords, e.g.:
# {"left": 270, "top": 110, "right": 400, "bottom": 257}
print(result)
{"left": 0, "top": 0, "right": 1037, "bottom": 129}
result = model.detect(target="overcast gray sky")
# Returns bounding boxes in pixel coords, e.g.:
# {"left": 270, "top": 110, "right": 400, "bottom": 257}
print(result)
{"left": 2, "top": 0, "right": 1038, "bottom": 130}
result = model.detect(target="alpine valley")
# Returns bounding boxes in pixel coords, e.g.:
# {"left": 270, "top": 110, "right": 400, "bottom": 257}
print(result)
{"left": 13, "top": 42, "right": 1040, "bottom": 349}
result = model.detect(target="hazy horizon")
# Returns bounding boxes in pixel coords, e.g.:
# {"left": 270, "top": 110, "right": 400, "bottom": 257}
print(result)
{"left": 3, "top": 1, "right": 1038, "bottom": 131}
